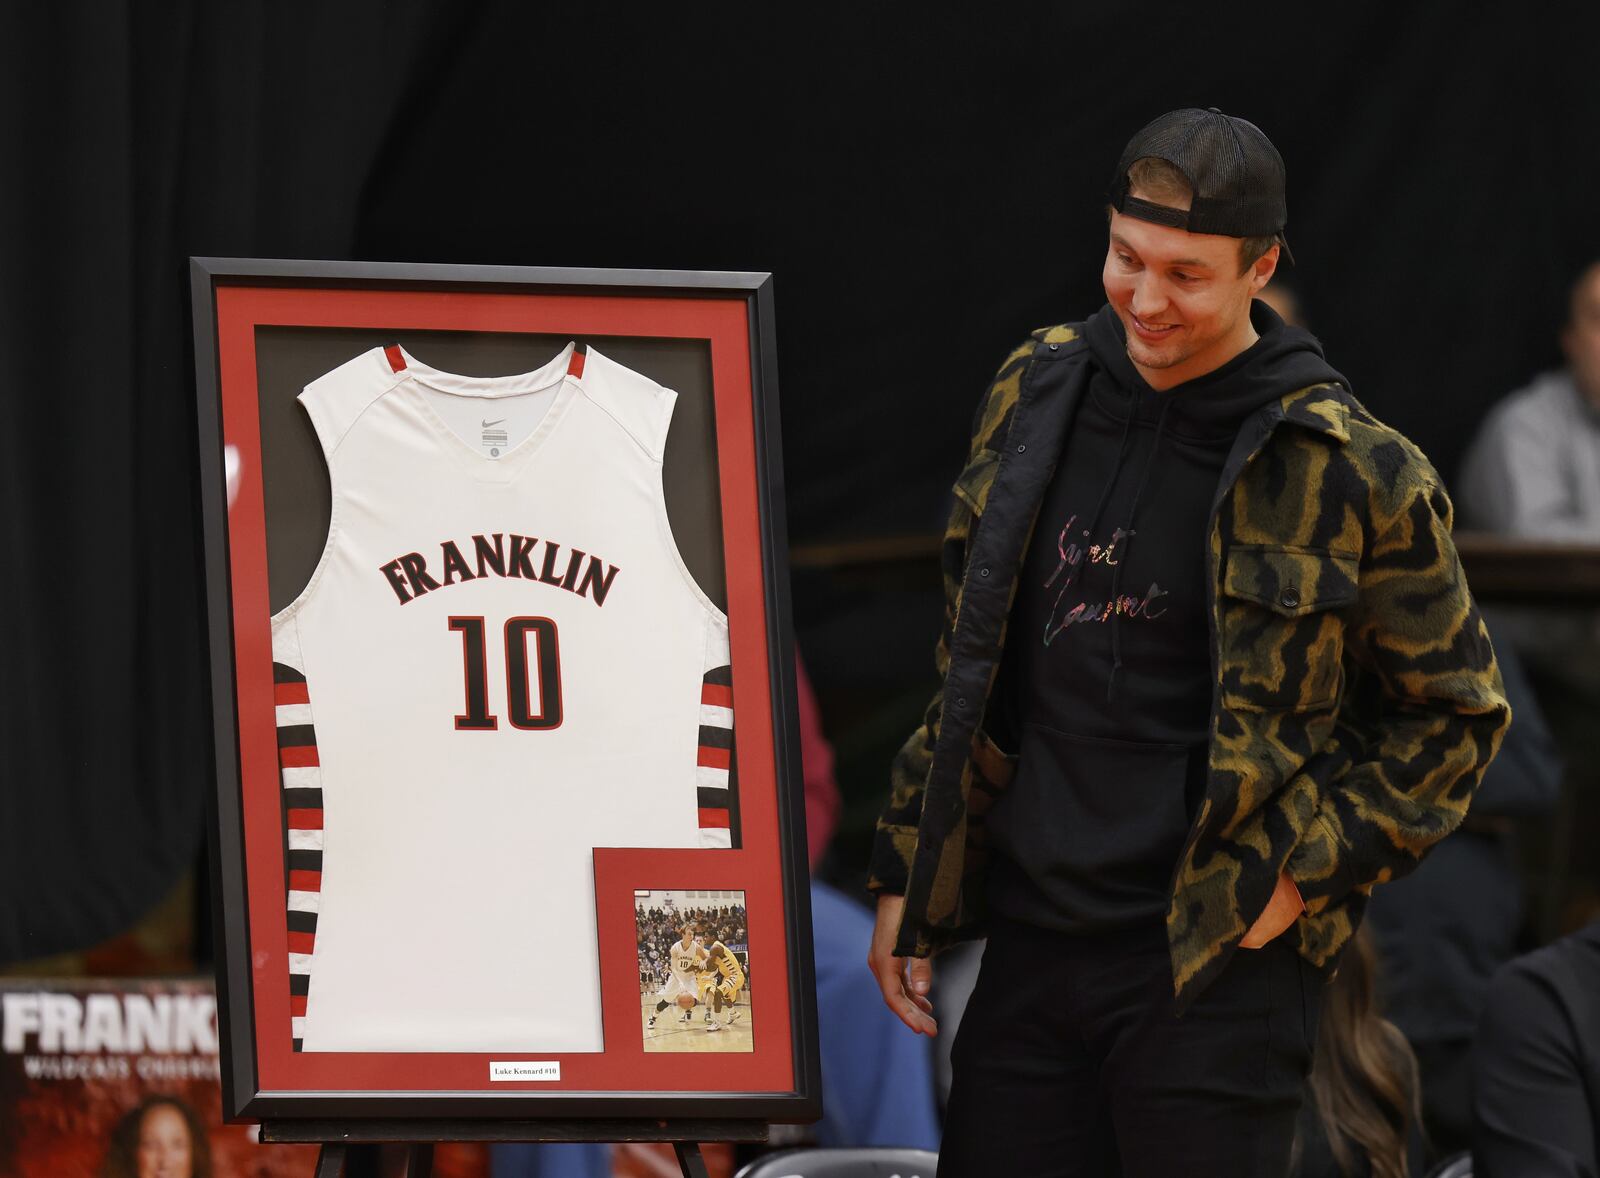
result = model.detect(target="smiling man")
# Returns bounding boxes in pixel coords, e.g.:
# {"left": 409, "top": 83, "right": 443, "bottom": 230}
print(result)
{"left": 866, "top": 108, "right": 1511, "bottom": 1176}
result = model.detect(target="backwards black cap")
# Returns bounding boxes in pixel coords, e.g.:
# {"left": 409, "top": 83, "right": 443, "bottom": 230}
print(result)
{"left": 1109, "top": 107, "right": 1292, "bottom": 261}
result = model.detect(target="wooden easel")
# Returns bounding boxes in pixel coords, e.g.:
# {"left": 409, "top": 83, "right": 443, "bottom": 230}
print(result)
{"left": 262, "top": 1118, "right": 769, "bottom": 1178}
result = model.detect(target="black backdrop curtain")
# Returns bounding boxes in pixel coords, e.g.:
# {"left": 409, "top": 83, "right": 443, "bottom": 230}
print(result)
{"left": 4, "top": 2, "right": 1599, "bottom": 962}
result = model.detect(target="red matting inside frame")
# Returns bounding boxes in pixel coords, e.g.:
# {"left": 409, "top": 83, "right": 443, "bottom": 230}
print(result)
{"left": 214, "top": 285, "right": 791, "bottom": 1093}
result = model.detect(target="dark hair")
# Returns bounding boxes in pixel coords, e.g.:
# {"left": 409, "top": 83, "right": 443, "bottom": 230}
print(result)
{"left": 1120, "top": 156, "right": 1279, "bottom": 275}
{"left": 100, "top": 1095, "right": 213, "bottom": 1178}
{"left": 1305, "top": 929, "right": 1423, "bottom": 1178}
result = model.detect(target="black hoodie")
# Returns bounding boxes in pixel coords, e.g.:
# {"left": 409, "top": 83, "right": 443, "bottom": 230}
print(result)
{"left": 986, "top": 299, "right": 1349, "bottom": 933}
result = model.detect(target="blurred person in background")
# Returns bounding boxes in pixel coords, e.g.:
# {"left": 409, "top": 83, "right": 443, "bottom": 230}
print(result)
{"left": 1458, "top": 259, "right": 1600, "bottom": 937}
{"left": 1459, "top": 260, "right": 1600, "bottom": 541}
{"left": 868, "top": 108, "right": 1508, "bottom": 1177}
{"left": 1292, "top": 929, "right": 1426, "bottom": 1178}
{"left": 1456, "top": 264, "right": 1600, "bottom": 701}
{"left": 1471, "top": 916, "right": 1600, "bottom": 1177}
{"left": 796, "top": 651, "right": 941, "bottom": 1151}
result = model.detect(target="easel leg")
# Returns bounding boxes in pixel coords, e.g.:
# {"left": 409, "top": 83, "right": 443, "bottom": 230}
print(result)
{"left": 404, "top": 1144, "right": 434, "bottom": 1177}
{"left": 315, "top": 1143, "right": 413, "bottom": 1177}
{"left": 315, "top": 1143, "right": 347, "bottom": 1178}
{"left": 674, "top": 1141, "right": 710, "bottom": 1178}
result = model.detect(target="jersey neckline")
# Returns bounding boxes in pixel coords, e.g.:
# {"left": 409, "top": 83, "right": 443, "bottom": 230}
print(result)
{"left": 393, "top": 342, "right": 582, "bottom": 484}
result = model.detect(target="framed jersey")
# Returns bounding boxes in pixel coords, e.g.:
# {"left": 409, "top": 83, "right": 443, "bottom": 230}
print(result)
{"left": 190, "top": 259, "right": 818, "bottom": 1126}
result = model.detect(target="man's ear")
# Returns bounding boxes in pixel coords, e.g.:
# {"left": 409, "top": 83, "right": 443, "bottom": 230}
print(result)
{"left": 1249, "top": 244, "right": 1280, "bottom": 295}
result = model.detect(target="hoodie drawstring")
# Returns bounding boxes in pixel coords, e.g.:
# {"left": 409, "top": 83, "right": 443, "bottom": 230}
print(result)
{"left": 1048, "top": 406, "right": 1138, "bottom": 624}
{"left": 1106, "top": 396, "right": 1173, "bottom": 702}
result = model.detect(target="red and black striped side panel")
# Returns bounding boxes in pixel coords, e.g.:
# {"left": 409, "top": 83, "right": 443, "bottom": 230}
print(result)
{"left": 274, "top": 661, "right": 322, "bottom": 1052}
{"left": 697, "top": 664, "right": 739, "bottom": 848}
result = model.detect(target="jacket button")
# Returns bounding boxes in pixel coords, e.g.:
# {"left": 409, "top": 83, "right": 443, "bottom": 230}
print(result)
{"left": 1280, "top": 587, "right": 1301, "bottom": 609}
{"left": 1049, "top": 342, "right": 1059, "bottom": 351}
{"left": 980, "top": 567, "right": 990, "bottom": 577}
{"left": 956, "top": 697, "right": 967, "bottom": 708}
{"left": 1016, "top": 444, "right": 1027, "bottom": 453}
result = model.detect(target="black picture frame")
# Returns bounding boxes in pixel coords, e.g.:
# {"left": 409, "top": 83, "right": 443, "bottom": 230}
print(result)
{"left": 189, "top": 258, "right": 819, "bottom": 1128}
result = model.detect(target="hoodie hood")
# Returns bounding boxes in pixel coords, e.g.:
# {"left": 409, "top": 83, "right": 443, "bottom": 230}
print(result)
{"left": 1084, "top": 298, "right": 1349, "bottom": 435}
{"left": 1055, "top": 298, "right": 1349, "bottom": 706}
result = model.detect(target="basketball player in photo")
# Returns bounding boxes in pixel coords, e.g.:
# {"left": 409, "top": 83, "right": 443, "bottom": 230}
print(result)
{"left": 647, "top": 922, "right": 709, "bottom": 1030}
{"left": 695, "top": 941, "right": 745, "bottom": 1033}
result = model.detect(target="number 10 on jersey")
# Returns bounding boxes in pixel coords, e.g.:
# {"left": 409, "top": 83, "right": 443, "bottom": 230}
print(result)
{"left": 448, "top": 616, "right": 563, "bottom": 731}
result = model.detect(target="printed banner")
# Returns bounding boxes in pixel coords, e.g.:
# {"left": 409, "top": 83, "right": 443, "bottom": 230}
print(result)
{"left": 0, "top": 976, "right": 494, "bottom": 1177}
{"left": 0, "top": 978, "right": 314, "bottom": 1177}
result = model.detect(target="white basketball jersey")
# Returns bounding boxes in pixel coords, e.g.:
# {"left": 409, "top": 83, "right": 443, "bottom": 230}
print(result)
{"left": 670, "top": 941, "right": 701, "bottom": 979}
{"left": 270, "top": 342, "right": 735, "bottom": 1053}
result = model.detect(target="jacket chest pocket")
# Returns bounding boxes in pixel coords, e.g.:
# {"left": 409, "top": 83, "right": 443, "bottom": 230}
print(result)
{"left": 1219, "top": 544, "right": 1359, "bottom": 712}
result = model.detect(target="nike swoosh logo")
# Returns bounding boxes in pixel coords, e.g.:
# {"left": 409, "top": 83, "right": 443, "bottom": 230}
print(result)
{"left": 482, "top": 418, "right": 505, "bottom": 428}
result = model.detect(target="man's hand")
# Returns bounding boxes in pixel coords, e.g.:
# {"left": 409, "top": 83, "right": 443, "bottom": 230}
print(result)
{"left": 868, "top": 894, "right": 938, "bottom": 1036}
{"left": 1239, "top": 871, "right": 1305, "bottom": 948}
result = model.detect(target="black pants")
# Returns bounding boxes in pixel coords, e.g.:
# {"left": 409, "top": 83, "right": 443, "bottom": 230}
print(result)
{"left": 940, "top": 915, "right": 1324, "bottom": 1177}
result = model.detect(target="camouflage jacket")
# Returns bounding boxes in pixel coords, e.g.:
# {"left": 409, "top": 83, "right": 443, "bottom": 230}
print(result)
{"left": 868, "top": 324, "right": 1511, "bottom": 1011}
